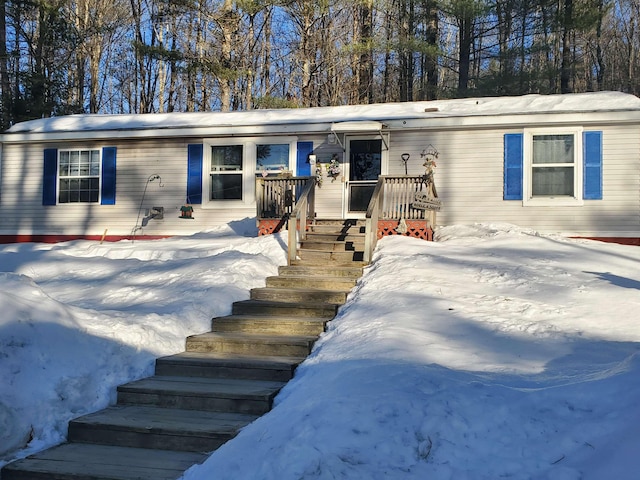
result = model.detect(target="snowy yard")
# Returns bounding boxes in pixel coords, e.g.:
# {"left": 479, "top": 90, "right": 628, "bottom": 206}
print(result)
{"left": 1, "top": 223, "right": 639, "bottom": 479}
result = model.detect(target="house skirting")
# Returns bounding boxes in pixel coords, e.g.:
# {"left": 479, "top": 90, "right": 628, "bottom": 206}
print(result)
{"left": 376, "top": 220, "right": 434, "bottom": 241}
{"left": 575, "top": 237, "right": 640, "bottom": 246}
{"left": 257, "top": 218, "right": 434, "bottom": 241}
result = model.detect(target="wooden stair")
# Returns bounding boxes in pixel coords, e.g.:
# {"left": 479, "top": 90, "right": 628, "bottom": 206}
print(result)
{"left": 2, "top": 219, "right": 366, "bottom": 480}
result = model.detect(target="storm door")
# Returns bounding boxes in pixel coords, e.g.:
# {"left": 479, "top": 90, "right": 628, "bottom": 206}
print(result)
{"left": 344, "top": 137, "right": 384, "bottom": 217}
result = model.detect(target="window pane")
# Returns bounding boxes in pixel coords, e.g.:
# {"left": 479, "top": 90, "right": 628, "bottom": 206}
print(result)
{"left": 533, "top": 135, "right": 574, "bottom": 164}
{"left": 90, "top": 152, "right": 100, "bottom": 175}
{"left": 348, "top": 182, "right": 377, "bottom": 212}
{"left": 79, "top": 160, "right": 91, "bottom": 176}
{"left": 349, "top": 139, "right": 382, "bottom": 180}
{"left": 211, "top": 173, "right": 242, "bottom": 200}
{"left": 532, "top": 167, "right": 574, "bottom": 196}
{"left": 211, "top": 145, "right": 243, "bottom": 171}
{"left": 59, "top": 179, "right": 70, "bottom": 203}
{"left": 59, "top": 151, "right": 70, "bottom": 175}
{"left": 80, "top": 190, "right": 91, "bottom": 202}
{"left": 257, "top": 144, "right": 289, "bottom": 172}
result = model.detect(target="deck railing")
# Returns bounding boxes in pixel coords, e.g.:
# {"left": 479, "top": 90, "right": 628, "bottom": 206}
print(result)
{"left": 287, "top": 179, "right": 316, "bottom": 264}
{"left": 256, "top": 176, "right": 316, "bottom": 264}
{"left": 364, "top": 175, "right": 439, "bottom": 263}
{"left": 256, "top": 176, "right": 313, "bottom": 219}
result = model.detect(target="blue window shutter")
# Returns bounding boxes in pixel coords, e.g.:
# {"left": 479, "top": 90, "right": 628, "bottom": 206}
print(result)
{"left": 43, "top": 148, "right": 58, "bottom": 205}
{"left": 583, "top": 131, "right": 603, "bottom": 200}
{"left": 187, "top": 144, "right": 203, "bottom": 204}
{"left": 101, "top": 147, "right": 117, "bottom": 205}
{"left": 296, "top": 141, "right": 314, "bottom": 176}
{"left": 504, "top": 133, "right": 523, "bottom": 200}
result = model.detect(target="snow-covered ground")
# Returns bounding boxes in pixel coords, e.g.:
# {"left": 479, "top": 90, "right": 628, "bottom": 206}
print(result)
{"left": 1, "top": 223, "right": 639, "bottom": 479}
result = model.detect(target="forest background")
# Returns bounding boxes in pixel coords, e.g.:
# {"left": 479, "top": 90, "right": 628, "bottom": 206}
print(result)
{"left": 1, "top": 0, "right": 639, "bottom": 130}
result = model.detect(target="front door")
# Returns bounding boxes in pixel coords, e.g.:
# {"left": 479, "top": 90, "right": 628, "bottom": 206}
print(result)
{"left": 344, "top": 137, "right": 384, "bottom": 217}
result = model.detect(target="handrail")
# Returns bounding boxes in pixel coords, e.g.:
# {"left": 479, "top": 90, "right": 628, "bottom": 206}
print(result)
{"left": 364, "top": 177, "right": 385, "bottom": 263}
{"left": 363, "top": 175, "right": 439, "bottom": 263}
{"left": 287, "top": 178, "right": 316, "bottom": 264}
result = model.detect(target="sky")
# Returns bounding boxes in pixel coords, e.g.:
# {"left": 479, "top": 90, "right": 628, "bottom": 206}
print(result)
{"left": 1, "top": 221, "right": 640, "bottom": 479}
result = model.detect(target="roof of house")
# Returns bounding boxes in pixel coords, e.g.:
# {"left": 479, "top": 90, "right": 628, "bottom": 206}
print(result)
{"left": 3, "top": 91, "right": 640, "bottom": 142}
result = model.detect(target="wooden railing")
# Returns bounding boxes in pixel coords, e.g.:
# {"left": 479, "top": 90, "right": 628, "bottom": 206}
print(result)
{"left": 364, "top": 175, "right": 439, "bottom": 263}
{"left": 287, "top": 179, "right": 316, "bottom": 264}
{"left": 255, "top": 176, "right": 316, "bottom": 264}
{"left": 256, "top": 176, "right": 313, "bottom": 219}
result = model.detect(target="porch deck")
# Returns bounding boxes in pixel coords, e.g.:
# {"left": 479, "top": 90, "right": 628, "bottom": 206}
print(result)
{"left": 256, "top": 175, "right": 440, "bottom": 264}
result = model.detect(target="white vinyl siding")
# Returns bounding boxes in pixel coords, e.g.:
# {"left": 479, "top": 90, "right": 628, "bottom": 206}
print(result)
{"left": 0, "top": 123, "right": 637, "bottom": 240}
{"left": 388, "top": 125, "right": 639, "bottom": 238}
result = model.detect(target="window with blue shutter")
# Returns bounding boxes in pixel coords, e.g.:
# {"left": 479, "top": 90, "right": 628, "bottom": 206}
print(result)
{"left": 296, "top": 141, "right": 314, "bottom": 176}
{"left": 187, "top": 144, "right": 203, "bottom": 204}
{"left": 504, "top": 133, "right": 523, "bottom": 200}
{"left": 583, "top": 131, "right": 603, "bottom": 200}
{"left": 43, "top": 147, "right": 117, "bottom": 205}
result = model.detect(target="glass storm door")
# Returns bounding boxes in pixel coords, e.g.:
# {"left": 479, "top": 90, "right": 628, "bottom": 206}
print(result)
{"left": 344, "top": 137, "right": 383, "bottom": 217}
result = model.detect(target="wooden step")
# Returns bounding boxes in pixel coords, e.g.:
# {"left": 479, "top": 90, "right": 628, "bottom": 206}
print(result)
{"left": 1, "top": 443, "right": 208, "bottom": 480}
{"left": 297, "top": 249, "right": 365, "bottom": 264}
{"left": 186, "top": 331, "right": 318, "bottom": 357}
{"left": 232, "top": 299, "right": 339, "bottom": 318}
{"left": 266, "top": 275, "right": 357, "bottom": 291}
{"left": 278, "top": 264, "right": 364, "bottom": 279}
{"left": 212, "top": 314, "right": 328, "bottom": 336}
{"left": 307, "top": 223, "right": 365, "bottom": 235}
{"left": 68, "top": 405, "right": 258, "bottom": 452}
{"left": 117, "top": 376, "right": 285, "bottom": 414}
{"left": 300, "top": 239, "right": 364, "bottom": 251}
{"left": 155, "top": 352, "right": 304, "bottom": 382}
{"left": 312, "top": 219, "right": 365, "bottom": 227}
{"left": 250, "top": 286, "right": 348, "bottom": 304}
{"left": 304, "top": 232, "right": 366, "bottom": 243}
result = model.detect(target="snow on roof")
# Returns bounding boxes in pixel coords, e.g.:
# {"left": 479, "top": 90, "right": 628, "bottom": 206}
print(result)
{"left": 6, "top": 91, "right": 640, "bottom": 134}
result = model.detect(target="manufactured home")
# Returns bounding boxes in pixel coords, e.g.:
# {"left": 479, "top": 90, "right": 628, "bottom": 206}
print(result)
{"left": 1, "top": 91, "right": 639, "bottom": 255}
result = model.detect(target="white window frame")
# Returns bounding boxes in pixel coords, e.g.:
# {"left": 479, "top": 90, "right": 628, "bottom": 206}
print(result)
{"left": 523, "top": 127, "right": 584, "bottom": 207}
{"left": 57, "top": 148, "right": 102, "bottom": 204}
{"left": 202, "top": 136, "right": 297, "bottom": 208}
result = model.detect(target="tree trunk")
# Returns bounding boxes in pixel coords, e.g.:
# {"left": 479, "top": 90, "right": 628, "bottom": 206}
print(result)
{"left": 560, "top": 0, "right": 573, "bottom": 93}
{"left": 358, "top": 0, "right": 373, "bottom": 103}
{"left": 423, "top": 0, "right": 439, "bottom": 100}
{"left": 458, "top": 14, "right": 473, "bottom": 94}
{"left": 0, "top": 0, "right": 11, "bottom": 128}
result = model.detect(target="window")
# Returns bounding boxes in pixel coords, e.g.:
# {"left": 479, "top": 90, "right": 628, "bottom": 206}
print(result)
{"left": 256, "top": 143, "right": 290, "bottom": 175}
{"left": 196, "top": 137, "right": 296, "bottom": 207}
{"left": 524, "top": 128, "right": 584, "bottom": 206}
{"left": 210, "top": 145, "right": 243, "bottom": 200}
{"left": 43, "top": 147, "right": 116, "bottom": 206}
{"left": 504, "top": 129, "right": 602, "bottom": 205}
{"left": 531, "top": 134, "right": 576, "bottom": 197}
{"left": 58, "top": 150, "right": 101, "bottom": 203}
